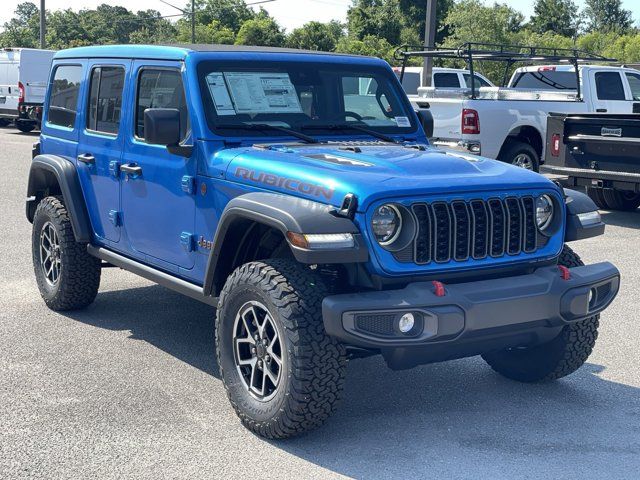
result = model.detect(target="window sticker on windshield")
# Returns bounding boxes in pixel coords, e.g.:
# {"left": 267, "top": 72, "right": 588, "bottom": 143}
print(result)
{"left": 205, "top": 72, "right": 235, "bottom": 116}
{"left": 395, "top": 116, "right": 411, "bottom": 127}
{"left": 224, "top": 72, "right": 302, "bottom": 114}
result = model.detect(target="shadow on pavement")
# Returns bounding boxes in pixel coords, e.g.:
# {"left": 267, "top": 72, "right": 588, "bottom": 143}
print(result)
{"left": 601, "top": 209, "right": 640, "bottom": 229}
{"left": 62, "top": 283, "right": 640, "bottom": 478}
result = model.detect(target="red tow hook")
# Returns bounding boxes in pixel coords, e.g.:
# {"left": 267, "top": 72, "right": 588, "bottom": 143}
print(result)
{"left": 432, "top": 280, "right": 446, "bottom": 297}
{"left": 558, "top": 265, "right": 571, "bottom": 281}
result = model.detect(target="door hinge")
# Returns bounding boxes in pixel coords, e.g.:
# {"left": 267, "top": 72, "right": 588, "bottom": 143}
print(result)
{"left": 108, "top": 210, "right": 121, "bottom": 227}
{"left": 180, "top": 232, "right": 195, "bottom": 252}
{"left": 181, "top": 175, "right": 196, "bottom": 194}
{"left": 109, "top": 161, "right": 120, "bottom": 179}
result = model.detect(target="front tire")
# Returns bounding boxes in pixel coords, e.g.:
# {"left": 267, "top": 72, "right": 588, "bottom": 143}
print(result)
{"left": 16, "top": 122, "right": 35, "bottom": 133}
{"left": 32, "top": 196, "right": 101, "bottom": 311}
{"left": 481, "top": 245, "right": 599, "bottom": 382}
{"left": 216, "top": 259, "right": 347, "bottom": 439}
{"left": 587, "top": 187, "right": 640, "bottom": 211}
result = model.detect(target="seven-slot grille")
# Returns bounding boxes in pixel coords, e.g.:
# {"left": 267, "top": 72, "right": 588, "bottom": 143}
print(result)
{"left": 411, "top": 197, "right": 538, "bottom": 265}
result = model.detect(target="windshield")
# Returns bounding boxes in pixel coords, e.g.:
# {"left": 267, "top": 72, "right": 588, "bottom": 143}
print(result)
{"left": 197, "top": 60, "right": 417, "bottom": 138}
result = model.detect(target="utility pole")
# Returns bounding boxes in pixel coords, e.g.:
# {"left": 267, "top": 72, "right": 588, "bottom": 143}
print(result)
{"left": 191, "top": 0, "right": 195, "bottom": 44}
{"left": 39, "top": 0, "right": 46, "bottom": 49}
{"left": 422, "top": 0, "right": 437, "bottom": 87}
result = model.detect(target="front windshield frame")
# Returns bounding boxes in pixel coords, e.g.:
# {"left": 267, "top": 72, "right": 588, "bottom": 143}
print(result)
{"left": 196, "top": 59, "right": 419, "bottom": 140}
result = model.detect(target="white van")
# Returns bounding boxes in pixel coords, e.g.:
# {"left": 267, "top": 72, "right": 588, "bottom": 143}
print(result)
{"left": 0, "top": 48, "right": 55, "bottom": 132}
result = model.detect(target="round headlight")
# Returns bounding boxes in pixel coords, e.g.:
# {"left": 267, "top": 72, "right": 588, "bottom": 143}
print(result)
{"left": 536, "top": 195, "right": 554, "bottom": 230}
{"left": 372, "top": 204, "right": 402, "bottom": 245}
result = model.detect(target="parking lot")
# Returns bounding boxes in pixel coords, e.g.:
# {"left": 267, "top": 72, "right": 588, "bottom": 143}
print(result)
{"left": 1, "top": 126, "right": 639, "bottom": 479}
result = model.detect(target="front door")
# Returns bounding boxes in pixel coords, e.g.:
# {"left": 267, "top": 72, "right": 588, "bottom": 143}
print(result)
{"left": 77, "top": 61, "right": 130, "bottom": 244}
{"left": 120, "top": 62, "right": 196, "bottom": 270}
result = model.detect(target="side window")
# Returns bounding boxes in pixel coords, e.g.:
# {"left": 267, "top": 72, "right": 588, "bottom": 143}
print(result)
{"left": 87, "top": 66, "right": 125, "bottom": 135}
{"left": 463, "top": 73, "right": 491, "bottom": 89}
{"left": 595, "top": 72, "right": 626, "bottom": 100}
{"left": 625, "top": 72, "right": 640, "bottom": 101}
{"left": 398, "top": 72, "right": 420, "bottom": 95}
{"left": 433, "top": 72, "right": 460, "bottom": 88}
{"left": 136, "top": 69, "right": 188, "bottom": 140}
{"left": 47, "top": 65, "right": 82, "bottom": 128}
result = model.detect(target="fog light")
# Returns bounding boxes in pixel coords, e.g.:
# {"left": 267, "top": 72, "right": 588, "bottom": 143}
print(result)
{"left": 588, "top": 288, "right": 596, "bottom": 308}
{"left": 398, "top": 313, "right": 415, "bottom": 333}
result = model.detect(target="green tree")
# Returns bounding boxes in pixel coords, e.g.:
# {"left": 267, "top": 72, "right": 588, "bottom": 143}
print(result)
{"left": 398, "top": 0, "right": 455, "bottom": 45}
{"left": 0, "top": 2, "right": 40, "bottom": 48}
{"left": 584, "top": 0, "right": 633, "bottom": 34}
{"left": 176, "top": 19, "right": 235, "bottom": 44}
{"left": 335, "top": 34, "right": 395, "bottom": 63}
{"left": 529, "top": 0, "right": 580, "bottom": 37}
{"left": 286, "top": 21, "right": 344, "bottom": 51}
{"left": 234, "top": 16, "right": 285, "bottom": 47}
{"left": 192, "top": 0, "right": 256, "bottom": 33}
{"left": 129, "top": 11, "right": 178, "bottom": 45}
{"left": 346, "top": 0, "right": 403, "bottom": 45}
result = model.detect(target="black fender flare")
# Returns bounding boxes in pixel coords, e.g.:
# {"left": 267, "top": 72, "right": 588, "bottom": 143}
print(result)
{"left": 563, "top": 188, "right": 605, "bottom": 242}
{"left": 26, "top": 154, "right": 92, "bottom": 243}
{"left": 203, "top": 192, "right": 368, "bottom": 297}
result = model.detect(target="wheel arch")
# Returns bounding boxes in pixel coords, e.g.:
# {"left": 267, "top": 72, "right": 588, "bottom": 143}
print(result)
{"left": 203, "top": 192, "right": 367, "bottom": 297}
{"left": 26, "top": 155, "right": 92, "bottom": 243}
{"left": 499, "top": 125, "right": 544, "bottom": 160}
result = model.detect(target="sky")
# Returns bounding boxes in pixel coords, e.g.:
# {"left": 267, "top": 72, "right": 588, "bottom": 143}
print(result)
{"left": 1, "top": 0, "right": 640, "bottom": 33}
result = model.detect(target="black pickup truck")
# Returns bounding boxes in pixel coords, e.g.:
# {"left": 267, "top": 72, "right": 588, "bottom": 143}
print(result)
{"left": 544, "top": 113, "right": 640, "bottom": 211}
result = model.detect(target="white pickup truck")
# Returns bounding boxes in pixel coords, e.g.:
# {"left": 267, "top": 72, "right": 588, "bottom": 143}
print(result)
{"left": 419, "top": 64, "right": 640, "bottom": 171}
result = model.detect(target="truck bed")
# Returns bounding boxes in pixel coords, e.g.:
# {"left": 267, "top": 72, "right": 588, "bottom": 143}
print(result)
{"left": 543, "top": 113, "right": 640, "bottom": 191}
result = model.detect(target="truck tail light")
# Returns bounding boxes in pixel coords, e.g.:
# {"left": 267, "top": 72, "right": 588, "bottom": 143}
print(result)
{"left": 462, "top": 108, "right": 480, "bottom": 135}
{"left": 551, "top": 133, "right": 561, "bottom": 157}
{"left": 18, "top": 81, "right": 25, "bottom": 104}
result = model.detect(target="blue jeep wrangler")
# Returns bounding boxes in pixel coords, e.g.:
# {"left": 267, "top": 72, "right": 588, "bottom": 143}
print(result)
{"left": 27, "top": 45, "right": 620, "bottom": 439}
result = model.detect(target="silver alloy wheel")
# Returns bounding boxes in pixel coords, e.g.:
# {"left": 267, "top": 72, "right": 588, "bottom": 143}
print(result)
{"left": 513, "top": 153, "right": 534, "bottom": 170}
{"left": 233, "top": 300, "right": 283, "bottom": 401}
{"left": 39, "top": 221, "right": 61, "bottom": 286}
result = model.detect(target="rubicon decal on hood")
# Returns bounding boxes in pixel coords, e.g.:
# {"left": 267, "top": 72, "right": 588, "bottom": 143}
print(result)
{"left": 234, "top": 167, "right": 334, "bottom": 200}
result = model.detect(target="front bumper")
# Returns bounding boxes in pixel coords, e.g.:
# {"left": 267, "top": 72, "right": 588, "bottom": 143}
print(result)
{"left": 322, "top": 262, "right": 619, "bottom": 367}
{"left": 431, "top": 139, "right": 481, "bottom": 155}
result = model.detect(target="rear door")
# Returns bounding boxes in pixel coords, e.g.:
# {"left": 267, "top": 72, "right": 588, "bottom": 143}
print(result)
{"left": 589, "top": 70, "right": 631, "bottom": 113}
{"left": 20, "top": 51, "right": 51, "bottom": 104}
{"left": 623, "top": 71, "right": 640, "bottom": 113}
{"left": 76, "top": 61, "right": 130, "bottom": 244}
{"left": 0, "top": 53, "right": 19, "bottom": 114}
{"left": 120, "top": 61, "right": 196, "bottom": 270}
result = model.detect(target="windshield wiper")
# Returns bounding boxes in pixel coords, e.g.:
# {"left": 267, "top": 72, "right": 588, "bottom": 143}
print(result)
{"left": 301, "top": 123, "right": 399, "bottom": 144}
{"left": 216, "top": 123, "right": 319, "bottom": 144}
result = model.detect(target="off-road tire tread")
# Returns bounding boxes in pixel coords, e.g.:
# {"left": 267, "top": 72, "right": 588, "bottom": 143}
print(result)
{"left": 216, "top": 259, "right": 347, "bottom": 439}
{"left": 499, "top": 139, "right": 540, "bottom": 172}
{"left": 32, "top": 196, "right": 101, "bottom": 311}
{"left": 482, "top": 245, "right": 599, "bottom": 382}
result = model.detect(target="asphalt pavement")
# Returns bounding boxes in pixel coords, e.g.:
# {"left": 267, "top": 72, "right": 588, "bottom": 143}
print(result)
{"left": 1, "top": 127, "right": 639, "bottom": 479}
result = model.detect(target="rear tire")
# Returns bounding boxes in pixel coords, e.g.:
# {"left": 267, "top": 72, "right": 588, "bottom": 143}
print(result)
{"left": 498, "top": 140, "right": 540, "bottom": 172}
{"left": 32, "top": 196, "right": 101, "bottom": 311}
{"left": 481, "top": 245, "right": 599, "bottom": 382}
{"left": 587, "top": 187, "right": 640, "bottom": 210}
{"left": 16, "top": 122, "right": 35, "bottom": 133}
{"left": 216, "top": 259, "right": 347, "bottom": 439}
{"left": 0, "top": 119, "right": 11, "bottom": 127}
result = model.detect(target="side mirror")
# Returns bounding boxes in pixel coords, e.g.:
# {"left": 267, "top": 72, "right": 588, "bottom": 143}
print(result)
{"left": 415, "top": 109, "right": 434, "bottom": 138}
{"left": 143, "top": 108, "right": 181, "bottom": 146}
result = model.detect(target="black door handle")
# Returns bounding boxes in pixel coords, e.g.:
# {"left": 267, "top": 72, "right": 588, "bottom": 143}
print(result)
{"left": 120, "top": 163, "right": 143, "bottom": 177}
{"left": 77, "top": 153, "right": 95, "bottom": 165}
{"left": 596, "top": 108, "right": 608, "bottom": 112}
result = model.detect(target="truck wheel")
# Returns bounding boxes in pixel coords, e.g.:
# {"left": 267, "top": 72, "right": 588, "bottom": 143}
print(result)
{"left": 499, "top": 140, "right": 540, "bottom": 172}
{"left": 587, "top": 187, "right": 640, "bottom": 211}
{"left": 0, "top": 119, "right": 10, "bottom": 127}
{"left": 481, "top": 245, "right": 599, "bottom": 382}
{"left": 216, "top": 259, "right": 347, "bottom": 439}
{"left": 16, "top": 122, "right": 35, "bottom": 133}
{"left": 586, "top": 187, "right": 608, "bottom": 209}
{"left": 32, "top": 196, "right": 101, "bottom": 311}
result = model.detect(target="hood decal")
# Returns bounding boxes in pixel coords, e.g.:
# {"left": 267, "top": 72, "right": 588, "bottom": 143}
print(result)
{"left": 234, "top": 167, "right": 335, "bottom": 201}
{"left": 304, "top": 153, "right": 374, "bottom": 167}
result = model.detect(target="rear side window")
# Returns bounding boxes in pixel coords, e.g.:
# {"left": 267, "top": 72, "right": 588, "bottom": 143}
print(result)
{"left": 595, "top": 72, "right": 626, "bottom": 100}
{"left": 87, "top": 66, "right": 125, "bottom": 135}
{"left": 463, "top": 73, "right": 491, "bottom": 89}
{"left": 433, "top": 72, "right": 460, "bottom": 88}
{"left": 510, "top": 71, "right": 577, "bottom": 90}
{"left": 625, "top": 72, "right": 640, "bottom": 101}
{"left": 48, "top": 65, "right": 82, "bottom": 128}
{"left": 135, "top": 69, "right": 188, "bottom": 140}
{"left": 398, "top": 72, "right": 420, "bottom": 95}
